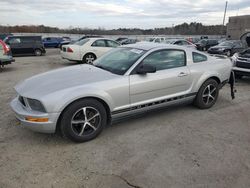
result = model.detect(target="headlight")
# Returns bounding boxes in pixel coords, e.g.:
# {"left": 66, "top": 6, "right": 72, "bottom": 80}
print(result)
{"left": 27, "top": 98, "right": 46, "bottom": 112}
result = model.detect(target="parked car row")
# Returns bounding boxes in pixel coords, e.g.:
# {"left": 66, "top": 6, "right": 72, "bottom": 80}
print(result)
{"left": 146, "top": 37, "right": 249, "bottom": 57}
{"left": 208, "top": 40, "right": 247, "bottom": 56}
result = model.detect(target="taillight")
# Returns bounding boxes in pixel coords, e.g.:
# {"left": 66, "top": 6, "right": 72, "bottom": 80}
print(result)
{"left": 67, "top": 47, "right": 73, "bottom": 53}
{"left": 0, "top": 40, "right": 10, "bottom": 55}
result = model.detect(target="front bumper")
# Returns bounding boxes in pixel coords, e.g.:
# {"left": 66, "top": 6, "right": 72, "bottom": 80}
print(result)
{"left": 10, "top": 97, "right": 60, "bottom": 133}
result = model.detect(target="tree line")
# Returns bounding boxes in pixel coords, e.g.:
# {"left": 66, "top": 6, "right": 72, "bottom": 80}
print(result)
{"left": 0, "top": 22, "right": 226, "bottom": 35}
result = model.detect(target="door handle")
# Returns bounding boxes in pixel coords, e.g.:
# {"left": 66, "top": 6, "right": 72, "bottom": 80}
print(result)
{"left": 178, "top": 72, "right": 188, "bottom": 77}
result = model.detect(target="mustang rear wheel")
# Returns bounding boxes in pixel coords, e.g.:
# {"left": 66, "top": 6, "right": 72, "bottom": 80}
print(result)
{"left": 60, "top": 99, "right": 107, "bottom": 142}
{"left": 194, "top": 79, "right": 219, "bottom": 109}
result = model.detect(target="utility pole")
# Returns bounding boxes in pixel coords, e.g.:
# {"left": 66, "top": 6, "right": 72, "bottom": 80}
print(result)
{"left": 222, "top": 1, "right": 228, "bottom": 26}
{"left": 222, "top": 1, "right": 228, "bottom": 37}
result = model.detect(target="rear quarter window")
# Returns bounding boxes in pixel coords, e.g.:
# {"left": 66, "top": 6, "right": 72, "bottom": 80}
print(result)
{"left": 192, "top": 52, "right": 208, "bottom": 63}
{"left": 92, "top": 40, "right": 106, "bottom": 47}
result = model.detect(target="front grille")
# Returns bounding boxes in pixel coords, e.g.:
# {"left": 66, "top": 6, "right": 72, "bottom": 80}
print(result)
{"left": 18, "top": 96, "right": 26, "bottom": 107}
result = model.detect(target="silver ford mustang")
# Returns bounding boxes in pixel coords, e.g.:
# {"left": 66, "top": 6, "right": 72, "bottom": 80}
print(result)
{"left": 10, "top": 42, "right": 232, "bottom": 142}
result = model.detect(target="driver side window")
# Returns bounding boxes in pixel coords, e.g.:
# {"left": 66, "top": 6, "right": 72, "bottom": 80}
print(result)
{"left": 142, "top": 50, "right": 186, "bottom": 71}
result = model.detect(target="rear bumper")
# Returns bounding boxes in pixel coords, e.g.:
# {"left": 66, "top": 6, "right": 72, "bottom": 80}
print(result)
{"left": 10, "top": 97, "right": 59, "bottom": 133}
{"left": 61, "top": 51, "right": 80, "bottom": 61}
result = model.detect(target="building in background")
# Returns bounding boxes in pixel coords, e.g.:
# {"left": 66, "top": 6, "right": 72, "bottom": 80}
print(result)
{"left": 227, "top": 15, "right": 250, "bottom": 47}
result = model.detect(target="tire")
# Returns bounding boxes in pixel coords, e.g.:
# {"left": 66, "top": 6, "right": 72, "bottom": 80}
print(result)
{"left": 34, "top": 49, "right": 42, "bottom": 56}
{"left": 82, "top": 53, "right": 96, "bottom": 64}
{"left": 60, "top": 99, "right": 107, "bottom": 142}
{"left": 194, "top": 79, "right": 219, "bottom": 109}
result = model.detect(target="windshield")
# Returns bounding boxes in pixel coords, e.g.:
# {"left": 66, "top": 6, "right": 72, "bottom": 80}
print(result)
{"left": 75, "top": 38, "right": 89, "bottom": 46}
{"left": 94, "top": 47, "right": 146, "bottom": 75}
{"left": 218, "top": 41, "right": 233, "bottom": 47}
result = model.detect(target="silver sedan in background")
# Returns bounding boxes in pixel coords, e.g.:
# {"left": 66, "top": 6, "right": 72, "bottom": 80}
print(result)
{"left": 10, "top": 42, "right": 232, "bottom": 142}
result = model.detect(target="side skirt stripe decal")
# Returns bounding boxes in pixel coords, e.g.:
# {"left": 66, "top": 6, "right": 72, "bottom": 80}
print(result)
{"left": 112, "top": 92, "right": 197, "bottom": 115}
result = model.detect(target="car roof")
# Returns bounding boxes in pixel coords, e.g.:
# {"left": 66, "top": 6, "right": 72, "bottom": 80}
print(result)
{"left": 121, "top": 42, "right": 188, "bottom": 51}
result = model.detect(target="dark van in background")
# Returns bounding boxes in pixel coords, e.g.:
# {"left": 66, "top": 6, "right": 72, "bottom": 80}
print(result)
{"left": 4, "top": 36, "right": 46, "bottom": 56}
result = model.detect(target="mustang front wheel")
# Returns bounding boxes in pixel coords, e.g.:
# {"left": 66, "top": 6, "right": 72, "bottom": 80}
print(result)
{"left": 60, "top": 99, "right": 107, "bottom": 142}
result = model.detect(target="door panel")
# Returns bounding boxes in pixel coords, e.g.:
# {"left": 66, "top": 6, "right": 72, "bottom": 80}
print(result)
{"left": 90, "top": 39, "right": 108, "bottom": 57}
{"left": 129, "top": 49, "right": 193, "bottom": 105}
{"left": 129, "top": 67, "right": 191, "bottom": 104}
{"left": 91, "top": 47, "right": 108, "bottom": 57}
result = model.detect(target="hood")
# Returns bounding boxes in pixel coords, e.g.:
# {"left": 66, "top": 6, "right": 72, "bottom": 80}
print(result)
{"left": 15, "top": 64, "right": 118, "bottom": 98}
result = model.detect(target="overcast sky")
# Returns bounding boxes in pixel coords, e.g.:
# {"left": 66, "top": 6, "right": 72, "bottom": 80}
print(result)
{"left": 0, "top": 0, "right": 249, "bottom": 29}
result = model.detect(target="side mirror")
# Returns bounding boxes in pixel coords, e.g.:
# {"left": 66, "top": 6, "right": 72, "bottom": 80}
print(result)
{"left": 136, "top": 64, "right": 156, "bottom": 74}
